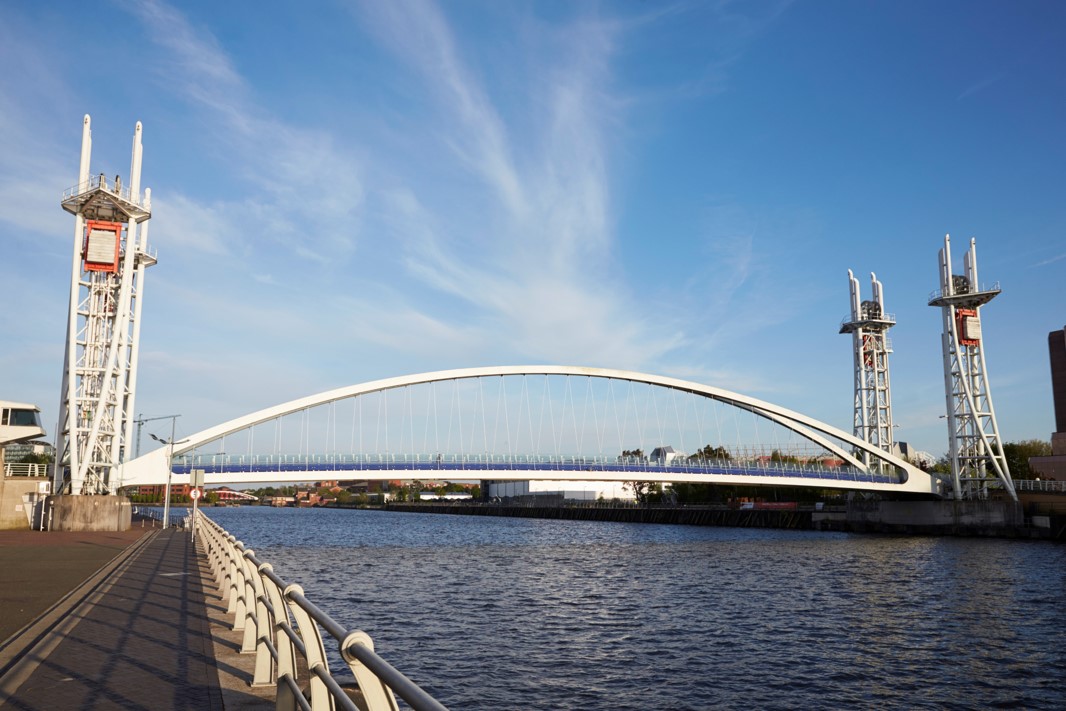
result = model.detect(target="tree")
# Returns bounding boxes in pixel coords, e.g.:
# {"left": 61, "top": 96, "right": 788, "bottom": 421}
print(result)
{"left": 671, "top": 482, "right": 721, "bottom": 503}
{"left": 688, "top": 445, "right": 731, "bottom": 462}
{"left": 624, "top": 481, "right": 662, "bottom": 505}
{"left": 621, "top": 449, "right": 644, "bottom": 459}
{"left": 770, "top": 450, "right": 800, "bottom": 464}
{"left": 13, "top": 451, "right": 54, "bottom": 465}
{"left": 1003, "top": 439, "right": 1052, "bottom": 479}
{"left": 929, "top": 455, "right": 952, "bottom": 475}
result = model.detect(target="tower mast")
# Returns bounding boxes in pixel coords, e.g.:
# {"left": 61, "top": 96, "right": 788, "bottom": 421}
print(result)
{"left": 840, "top": 270, "right": 895, "bottom": 470}
{"left": 928, "top": 235, "right": 1015, "bottom": 501}
{"left": 54, "top": 116, "right": 156, "bottom": 495}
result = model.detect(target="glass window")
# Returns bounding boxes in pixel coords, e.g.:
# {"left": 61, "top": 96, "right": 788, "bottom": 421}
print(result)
{"left": 10, "top": 409, "right": 41, "bottom": 427}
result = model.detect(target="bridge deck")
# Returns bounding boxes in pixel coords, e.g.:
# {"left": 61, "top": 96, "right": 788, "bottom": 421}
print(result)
{"left": 172, "top": 457, "right": 903, "bottom": 484}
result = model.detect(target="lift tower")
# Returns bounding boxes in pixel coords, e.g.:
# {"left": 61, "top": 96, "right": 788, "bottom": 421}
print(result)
{"left": 54, "top": 116, "right": 155, "bottom": 495}
{"left": 928, "top": 235, "right": 1015, "bottom": 501}
{"left": 840, "top": 271, "right": 895, "bottom": 470}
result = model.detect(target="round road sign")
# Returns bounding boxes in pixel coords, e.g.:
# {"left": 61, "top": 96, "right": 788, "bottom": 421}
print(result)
{"left": 190, "top": 488, "right": 201, "bottom": 500}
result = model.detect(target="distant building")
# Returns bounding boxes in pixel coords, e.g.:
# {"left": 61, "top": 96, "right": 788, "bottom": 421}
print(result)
{"left": 125, "top": 483, "right": 194, "bottom": 498}
{"left": 893, "top": 442, "right": 935, "bottom": 469}
{"left": 2, "top": 441, "right": 56, "bottom": 462}
{"left": 486, "top": 480, "right": 635, "bottom": 502}
{"left": 419, "top": 491, "right": 473, "bottom": 501}
{"left": 210, "top": 487, "right": 258, "bottom": 503}
{"left": 1051, "top": 325, "right": 1066, "bottom": 436}
{"left": 649, "top": 446, "right": 686, "bottom": 463}
{"left": 1030, "top": 325, "right": 1066, "bottom": 480}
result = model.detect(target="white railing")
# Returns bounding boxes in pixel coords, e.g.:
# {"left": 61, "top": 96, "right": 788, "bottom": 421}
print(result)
{"left": 4, "top": 462, "right": 51, "bottom": 478}
{"left": 174, "top": 451, "right": 898, "bottom": 483}
{"left": 62, "top": 173, "right": 144, "bottom": 208}
{"left": 195, "top": 513, "right": 448, "bottom": 711}
{"left": 1015, "top": 479, "right": 1066, "bottom": 494}
{"left": 927, "top": 281, "right": 1001, "bottom": 302}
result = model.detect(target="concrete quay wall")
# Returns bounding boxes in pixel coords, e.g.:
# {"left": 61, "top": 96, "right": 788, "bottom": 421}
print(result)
{"left": 46, "top": 494, "right": 131, "bottom": 531}
{"left": 388, "top": 501, "right": 1061, "bottom": 540}
{"left": 0, "top": 477, "right": 49, "bottom": 530}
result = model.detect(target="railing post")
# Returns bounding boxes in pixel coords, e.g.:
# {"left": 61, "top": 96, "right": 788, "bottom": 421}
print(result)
{"left": 249, "top": 562, "right": 277, "bottom": 687}
{"left": 260, "top": 565, "right": 298, "bottom": 693}
{"left": 283, "top": 584, "right": 333, "bottom": 710}
{"left": 340, "top": 630, "right": 400, "bottom": 711}
{"left": 231, "top": 541, "right": 249, "bottom": 630}
{"left": 225, "top": 536, "right": 241, "bottom": 614}
{"left": 239, "top": 551, "right": 259, "bottom": 652}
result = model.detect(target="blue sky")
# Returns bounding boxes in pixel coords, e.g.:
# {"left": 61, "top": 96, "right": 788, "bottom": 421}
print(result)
{"left": 1, "top": 0, "right": 1063, "bottom": 458}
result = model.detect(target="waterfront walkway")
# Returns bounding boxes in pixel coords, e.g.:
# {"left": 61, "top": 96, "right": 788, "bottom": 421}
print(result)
{"left": 0, "top": 523, "right": 269, "bottom": 709}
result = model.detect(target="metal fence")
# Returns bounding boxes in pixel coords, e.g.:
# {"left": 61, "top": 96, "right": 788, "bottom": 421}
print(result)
{"left": 3, "top": 462, "right": 51, "bottom": 478}
{"left": 194, "top": 512, "right": 449, "bottom": 711}
{"left": 1014, "top": 479, "right": 1066, "bottom": 494}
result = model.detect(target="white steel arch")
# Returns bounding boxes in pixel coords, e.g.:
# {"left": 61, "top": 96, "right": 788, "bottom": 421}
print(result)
{"left": 118, "top": 366, "right": 934, "bottom": 492}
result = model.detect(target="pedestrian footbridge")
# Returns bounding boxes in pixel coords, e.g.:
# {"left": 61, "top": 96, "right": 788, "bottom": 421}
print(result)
{"left": 117, "top": 366, "right": 938, "bottom": 496}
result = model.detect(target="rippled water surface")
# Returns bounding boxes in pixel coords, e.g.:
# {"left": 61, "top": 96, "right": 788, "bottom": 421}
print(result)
{"left": 206, "top": 507, "right": 1066, "bottom": 710}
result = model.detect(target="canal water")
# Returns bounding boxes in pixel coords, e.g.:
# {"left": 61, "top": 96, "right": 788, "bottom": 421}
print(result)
{"left": 205, "top": 507, "right": 1066, "bottom": 710}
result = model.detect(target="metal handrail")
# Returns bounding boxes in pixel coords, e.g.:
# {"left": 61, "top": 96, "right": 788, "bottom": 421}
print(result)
{"left": 1014, "top": 479, "right": 1066, "bottom": 493}
{"left": 173, "top": 451, "right": 901, "bottom": 483}
{"left": 3, "top": 462, "right": 51, "bottom": 478}
{"left": 927, "top": 281, "right": 1001, "bottom": 302}
{"left": 62, "top": 173, "right": 145, "bottom": 208}
{"left": 195, "top": 513, "right": 449, "bottom": 711}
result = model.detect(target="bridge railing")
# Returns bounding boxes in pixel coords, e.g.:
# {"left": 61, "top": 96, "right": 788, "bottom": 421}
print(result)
{"left": 194, "top": 512, "right": 448, "bottom": 711}
{"left": 3, "top": 462, "right": 51, "bottom": 478}
{"left": 173, "top": 452, "right": 903, "bottom": 484}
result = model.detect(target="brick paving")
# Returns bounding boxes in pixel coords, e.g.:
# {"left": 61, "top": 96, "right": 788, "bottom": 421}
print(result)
{"left": 0, "top": 524, "right": 155, "bottom": 641}
{"left": 0, "top": 528, "right": 227, "bottom": 710}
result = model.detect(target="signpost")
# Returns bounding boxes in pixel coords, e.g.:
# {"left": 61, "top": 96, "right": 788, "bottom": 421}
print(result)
{"left": 190, "top": 468, "right": 204, "bottom": 543}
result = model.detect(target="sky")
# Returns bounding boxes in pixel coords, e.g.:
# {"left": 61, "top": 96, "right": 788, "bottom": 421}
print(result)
{"left": 1, "top": 0, "right": 1063, "bottom": 459}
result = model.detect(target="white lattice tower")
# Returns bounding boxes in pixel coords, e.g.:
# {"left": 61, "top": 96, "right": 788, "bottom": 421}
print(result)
{"left": 54, "top": 116, "right": 156, "bottom": 495}
{"left": 840, "top": 270, "right": 895, "bottom": 471}
{"left": 928, "top": 234, "right": 1015, "bottom": 501}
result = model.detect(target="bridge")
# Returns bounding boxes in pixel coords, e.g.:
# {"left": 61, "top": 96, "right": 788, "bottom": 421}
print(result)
{"left": 117, "top": 366, "right": 938, "bottom": 496}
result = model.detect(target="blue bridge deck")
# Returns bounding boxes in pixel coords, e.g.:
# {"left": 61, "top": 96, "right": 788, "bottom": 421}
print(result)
{"left": 171, "top": 454, "right": 904, "bottom": 484}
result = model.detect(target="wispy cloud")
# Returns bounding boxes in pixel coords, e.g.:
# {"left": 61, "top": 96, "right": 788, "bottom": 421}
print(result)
{"left": 0, "top": 18, "right": 81, "bottom": 241}
{"left": 958, "top": 71, "right": 1006, "bottom": 100}
{"left": 350, "top": 0, "right": 678, "bottom": 368}
{"left": 127, "top": 0, "right": 365, "bottom": 260}
{"left": 1031, "top": 251, "right": 1066, "bottom": 268}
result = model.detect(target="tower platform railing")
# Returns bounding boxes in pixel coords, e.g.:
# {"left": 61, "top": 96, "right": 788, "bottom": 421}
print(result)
{"left": 61, "top": 173, "right": 145, "bottom": 207}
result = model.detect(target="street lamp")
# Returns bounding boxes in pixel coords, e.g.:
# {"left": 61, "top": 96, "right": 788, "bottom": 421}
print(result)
{"left": 149, "top": 415, "right": 187, "bottom": 529}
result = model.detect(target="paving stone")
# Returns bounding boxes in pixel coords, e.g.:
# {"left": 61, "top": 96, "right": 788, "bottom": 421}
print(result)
{"left": 0, "top": 527, "right": 256, "bottom": 710}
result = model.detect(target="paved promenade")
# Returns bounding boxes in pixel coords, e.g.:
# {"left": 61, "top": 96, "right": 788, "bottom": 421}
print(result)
{"left": 0, "top": 522, "right": 269, "bottom": 710}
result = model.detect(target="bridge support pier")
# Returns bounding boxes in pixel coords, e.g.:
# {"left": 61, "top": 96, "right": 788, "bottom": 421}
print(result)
{"left": 44, "top": 495, "right": 131, "bottom": 532}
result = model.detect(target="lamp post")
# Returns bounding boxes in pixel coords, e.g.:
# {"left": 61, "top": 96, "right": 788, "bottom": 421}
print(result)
{"left": 133, "top": 413, "right": 179, "bottom": 458}
{"left": 149, "top": 415, "right": 187, "bottom": 529}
